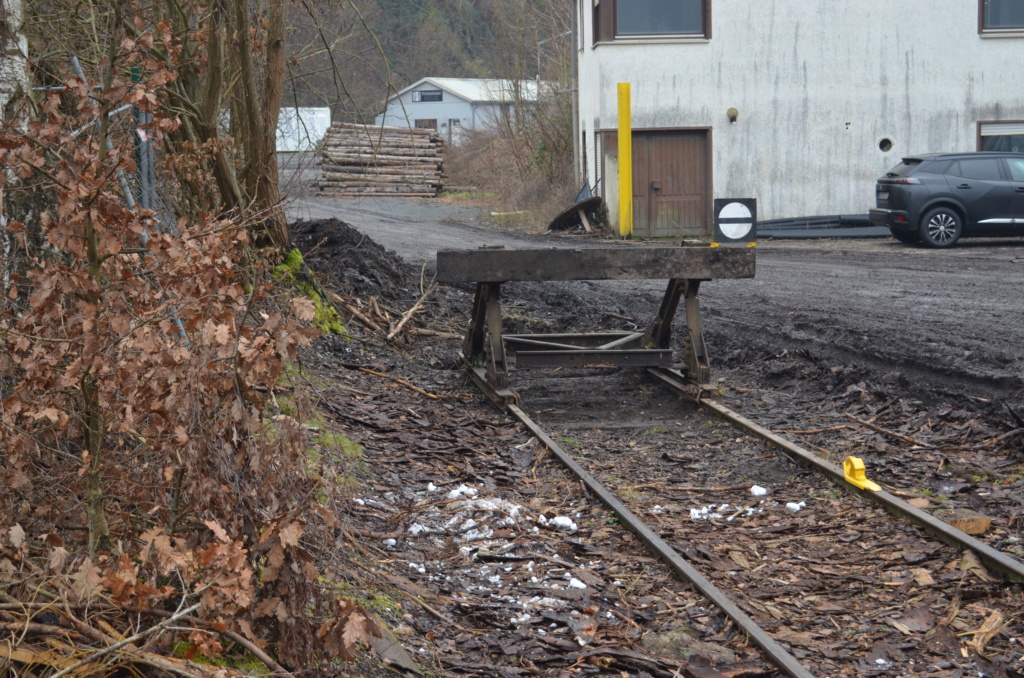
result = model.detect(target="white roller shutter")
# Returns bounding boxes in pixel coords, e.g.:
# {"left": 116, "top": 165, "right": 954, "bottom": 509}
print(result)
{"left": 980, "top": 122, "right": 1024, "bottom": 136}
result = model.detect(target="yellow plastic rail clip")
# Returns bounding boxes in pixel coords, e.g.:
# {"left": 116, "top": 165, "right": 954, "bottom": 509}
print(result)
{"left": 843, "top": 456, "right": 881, "bottom": 492}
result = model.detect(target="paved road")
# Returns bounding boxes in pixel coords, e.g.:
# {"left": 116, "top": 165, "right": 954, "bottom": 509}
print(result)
{"left": 286, "top": 186, "right": 1024, "bottom": 402}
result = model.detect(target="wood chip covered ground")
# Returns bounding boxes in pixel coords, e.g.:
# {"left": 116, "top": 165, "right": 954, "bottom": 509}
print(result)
{"left": 285, "top": 218, "right": 1024, "bottom": 677}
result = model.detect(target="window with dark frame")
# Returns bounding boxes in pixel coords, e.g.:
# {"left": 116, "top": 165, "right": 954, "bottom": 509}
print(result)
{"left": 412, "top": 90, "right": 443, "bottom": 102}
{"left": 979, "top": 122, "right": 1024, "bottom": 152}
{"left": 982, "top": 0, "right": 1024, "bottom": 30}
{"left": 594, "top": 0, "right": 708, "bottom": 42}
{"left": 414, "top": 119, "right": 437, "bottom": 131}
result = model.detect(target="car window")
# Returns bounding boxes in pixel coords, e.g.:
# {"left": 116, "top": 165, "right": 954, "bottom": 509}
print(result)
{"left": 955, "top": 158, "right": 1003, "bottom": 181}
{"left": 1005, "top": 158, "right": 1024, "bottom": 181}
{"left": 885, "top": 160, "right": 921, "bottom": 177}
{"left": 922, "top": 160, "right": 951, "bottom": 175}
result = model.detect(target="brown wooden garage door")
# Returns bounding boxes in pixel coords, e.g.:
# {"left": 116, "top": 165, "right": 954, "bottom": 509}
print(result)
{"left": 603, "top": 129, "right": 710, "bottom": 238}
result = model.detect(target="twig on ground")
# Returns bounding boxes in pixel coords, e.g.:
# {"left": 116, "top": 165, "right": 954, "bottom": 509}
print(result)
{"left": 358, "top": 367, "right": 440, "bottom": 400}
{"left": 387, "top": 281, "right": 438, "bottom": 340}
{"left": 772, "top": 425, "right": 848, "bottom": 435}
{"left": 847, "top": 414, "right": 933, "bottom": 447}
{"left": 50, "top": 602, "right": 201, "bottom": 678}
{"left": 408, "top": 327, "right": 461, "bottom": 339}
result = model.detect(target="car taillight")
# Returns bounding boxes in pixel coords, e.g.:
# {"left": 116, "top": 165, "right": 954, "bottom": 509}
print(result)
{"left": 896, "top": 215, "right": 907, "bottom": 223}
{"left": 889, "top": 177, "right": 920, "bottom": 184}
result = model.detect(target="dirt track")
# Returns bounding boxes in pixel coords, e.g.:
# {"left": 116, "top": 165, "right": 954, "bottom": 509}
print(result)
{"left": 283, "top": 194, "right": 1024, "bottom": 676}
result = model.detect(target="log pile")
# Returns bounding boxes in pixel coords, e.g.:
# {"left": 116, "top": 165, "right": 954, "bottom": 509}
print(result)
{"left": 317, "top": 122, "right": 445, "bottom": 197}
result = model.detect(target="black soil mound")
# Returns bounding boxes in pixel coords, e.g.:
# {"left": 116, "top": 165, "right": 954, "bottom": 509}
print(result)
{"left": 289, "top": 218, "right": 415, "bottom": 301}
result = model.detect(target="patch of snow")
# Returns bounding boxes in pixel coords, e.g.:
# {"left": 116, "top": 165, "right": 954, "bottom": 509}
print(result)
{"left": 382, "top": 538, "right": 396, "bottom": 547}
{"left": 750, "top": 485, "right": 767, "bottom": 496}
{"left": 461, "top": 527, "right": 494, "bottom": 541}
{"left": 447, "top": 484, "right": 479, "bottom": 499}
{"left": 786, "top": 501, "right": 807, "bottom": 513}
{"left": 567, "top": 578, "right": 586, "bottom": 590}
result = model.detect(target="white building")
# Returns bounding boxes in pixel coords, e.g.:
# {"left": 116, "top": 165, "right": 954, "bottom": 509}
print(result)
{"left": 576, "top": 0, "right": 1024, "bottom": 237}
{"left": 276, "top": 107, "right": 331, "bottom": 152}
{"left": 375, "top": 77, "right": 542, "bottom": 144}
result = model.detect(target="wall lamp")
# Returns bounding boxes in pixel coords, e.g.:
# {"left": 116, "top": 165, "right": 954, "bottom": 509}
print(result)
{"left": 727, "top": 107, "right": 739, "bottom": 123}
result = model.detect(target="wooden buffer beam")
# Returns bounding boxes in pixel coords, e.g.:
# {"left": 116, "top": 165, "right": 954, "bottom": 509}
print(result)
{"left": 436, "top": 245, "right": 756, "bottom": 405}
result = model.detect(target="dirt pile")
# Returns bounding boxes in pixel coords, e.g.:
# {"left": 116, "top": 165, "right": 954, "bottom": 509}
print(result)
{"left": 289, "top": 218, "right": 415, "bottom": 301}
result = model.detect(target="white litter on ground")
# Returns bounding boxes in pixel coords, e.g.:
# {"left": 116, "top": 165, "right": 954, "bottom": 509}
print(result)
{"left": 382, "top": 538, "right": 396, "bottom": 547}
{"left": 447, "top": 484, "right": 479, "bottom": 499}
{"left": 427, "top": 482, "right": 437, "bottom": 492}
{"left": 689, "top": 503, "right": 729, "bottom": 520}
{"left": 567, "top": 577, "right": 587, "bottom": 590}
{"left": 551, "top": 516, "right": 578, "bottom": 533}
{"left": 786, "top": 501, "right": 807, "bottom": 513}
{"left": 750, "top": 485, "right": 768, "bottom": 496}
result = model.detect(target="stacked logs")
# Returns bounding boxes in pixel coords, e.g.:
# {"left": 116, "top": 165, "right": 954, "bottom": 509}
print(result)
{"left": 317, "top": 122, "right": 445, "bottom": 197}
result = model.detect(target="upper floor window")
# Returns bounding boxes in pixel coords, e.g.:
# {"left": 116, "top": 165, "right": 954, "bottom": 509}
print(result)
{"left": 981, "top": 0, "right": 1024, "bottom": 31}
{"left": 412, "top": 90, "right": 443, "bottom": 103}
{"left": 594, "top": 0, "right": 709, "bottom": 42}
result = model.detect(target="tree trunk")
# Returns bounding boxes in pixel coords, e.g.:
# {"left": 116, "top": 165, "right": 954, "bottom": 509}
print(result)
{"left": 231, "top": 0, "right": 289, "bottom": 249}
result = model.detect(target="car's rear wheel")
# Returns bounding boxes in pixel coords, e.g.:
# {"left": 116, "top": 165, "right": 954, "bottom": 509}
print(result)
{"left": 889, "top": 229, "right": 920, "bottom": 244}
{"left": 919, "top": 207, "right": 963, "bottom": 248}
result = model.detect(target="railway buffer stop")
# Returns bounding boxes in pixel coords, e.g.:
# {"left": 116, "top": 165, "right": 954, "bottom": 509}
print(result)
{"left": 436, "top": 241, "right": 756, "bottom": 406}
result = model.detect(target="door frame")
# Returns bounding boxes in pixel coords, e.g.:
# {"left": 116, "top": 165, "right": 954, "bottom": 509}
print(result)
{"left": 598, "top": 126, "right": 714, "bottom": 237}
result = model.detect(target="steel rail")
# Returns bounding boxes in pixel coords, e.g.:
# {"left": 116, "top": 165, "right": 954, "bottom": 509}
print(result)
{"left": 647, "top": 367, "right": 1024, "bottom": 584}
{"left": 503, "top": 400, "right": 817, "bottom": 678}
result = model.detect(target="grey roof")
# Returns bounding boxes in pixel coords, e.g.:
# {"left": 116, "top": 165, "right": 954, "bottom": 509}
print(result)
{"left": 390, "top": 77, "right": 546, "bottom": 104}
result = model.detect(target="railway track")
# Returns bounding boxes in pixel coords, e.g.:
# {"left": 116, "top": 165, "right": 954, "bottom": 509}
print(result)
{"left": 471, "top": 365, "right": 1024, "bottom": 678}
{"left": 436, "top": 243, "right": 1023, "bottom": 676}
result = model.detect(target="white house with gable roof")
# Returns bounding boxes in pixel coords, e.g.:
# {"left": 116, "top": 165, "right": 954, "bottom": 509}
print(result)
{"left": 575, "top": 0, "right": 1024, "bottom": 237}
{"left": 375, "top": 77, "right": 542, "bottom": 144}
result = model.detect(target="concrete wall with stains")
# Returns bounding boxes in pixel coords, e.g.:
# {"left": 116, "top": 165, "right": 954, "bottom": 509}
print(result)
{"left": 577, "top": 1, "right": 1024, "bottom": 224}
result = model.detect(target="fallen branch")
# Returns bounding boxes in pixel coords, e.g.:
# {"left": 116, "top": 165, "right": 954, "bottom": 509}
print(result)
{"left": 621, "top": 483, "right": 750, "bottom": 493}
{"left": 358, "top": 367, "right": 440, "bottom": 400}
{"left": 407, "top": 327, "right": 461, "bottom": 339}
{"left": 772, "top": 425, "right": 848, "bottom": 435}
{"left": 51, "top": 602, "right": 201, "bottom": 678}
{"left": 847, "top": 414, "right": 933, "bottom": 447}
{"left": 327, "top": 291, "right": 382, "bottom": 333}
{"left": 387, "top": 281, "right": 437, "bottom": 340}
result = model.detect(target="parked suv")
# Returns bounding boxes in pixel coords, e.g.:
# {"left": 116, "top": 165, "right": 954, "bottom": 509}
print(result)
{"left": 869, "top": 151, "right": 1024, "bottom": 248}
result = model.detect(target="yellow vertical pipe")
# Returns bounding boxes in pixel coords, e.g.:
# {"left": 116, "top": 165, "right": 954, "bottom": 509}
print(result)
{"left": 617, "top": 83, "right": 633, "bottom": 238}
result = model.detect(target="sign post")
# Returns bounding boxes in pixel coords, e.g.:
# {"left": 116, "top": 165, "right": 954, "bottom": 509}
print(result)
{"left": 617, "top": 83, "right": 633, "bottom": 238}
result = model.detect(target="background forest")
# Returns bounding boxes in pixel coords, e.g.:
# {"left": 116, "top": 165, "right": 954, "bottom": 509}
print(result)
{"left": 287, "top": 0, "right": 578, "bottom": 215}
